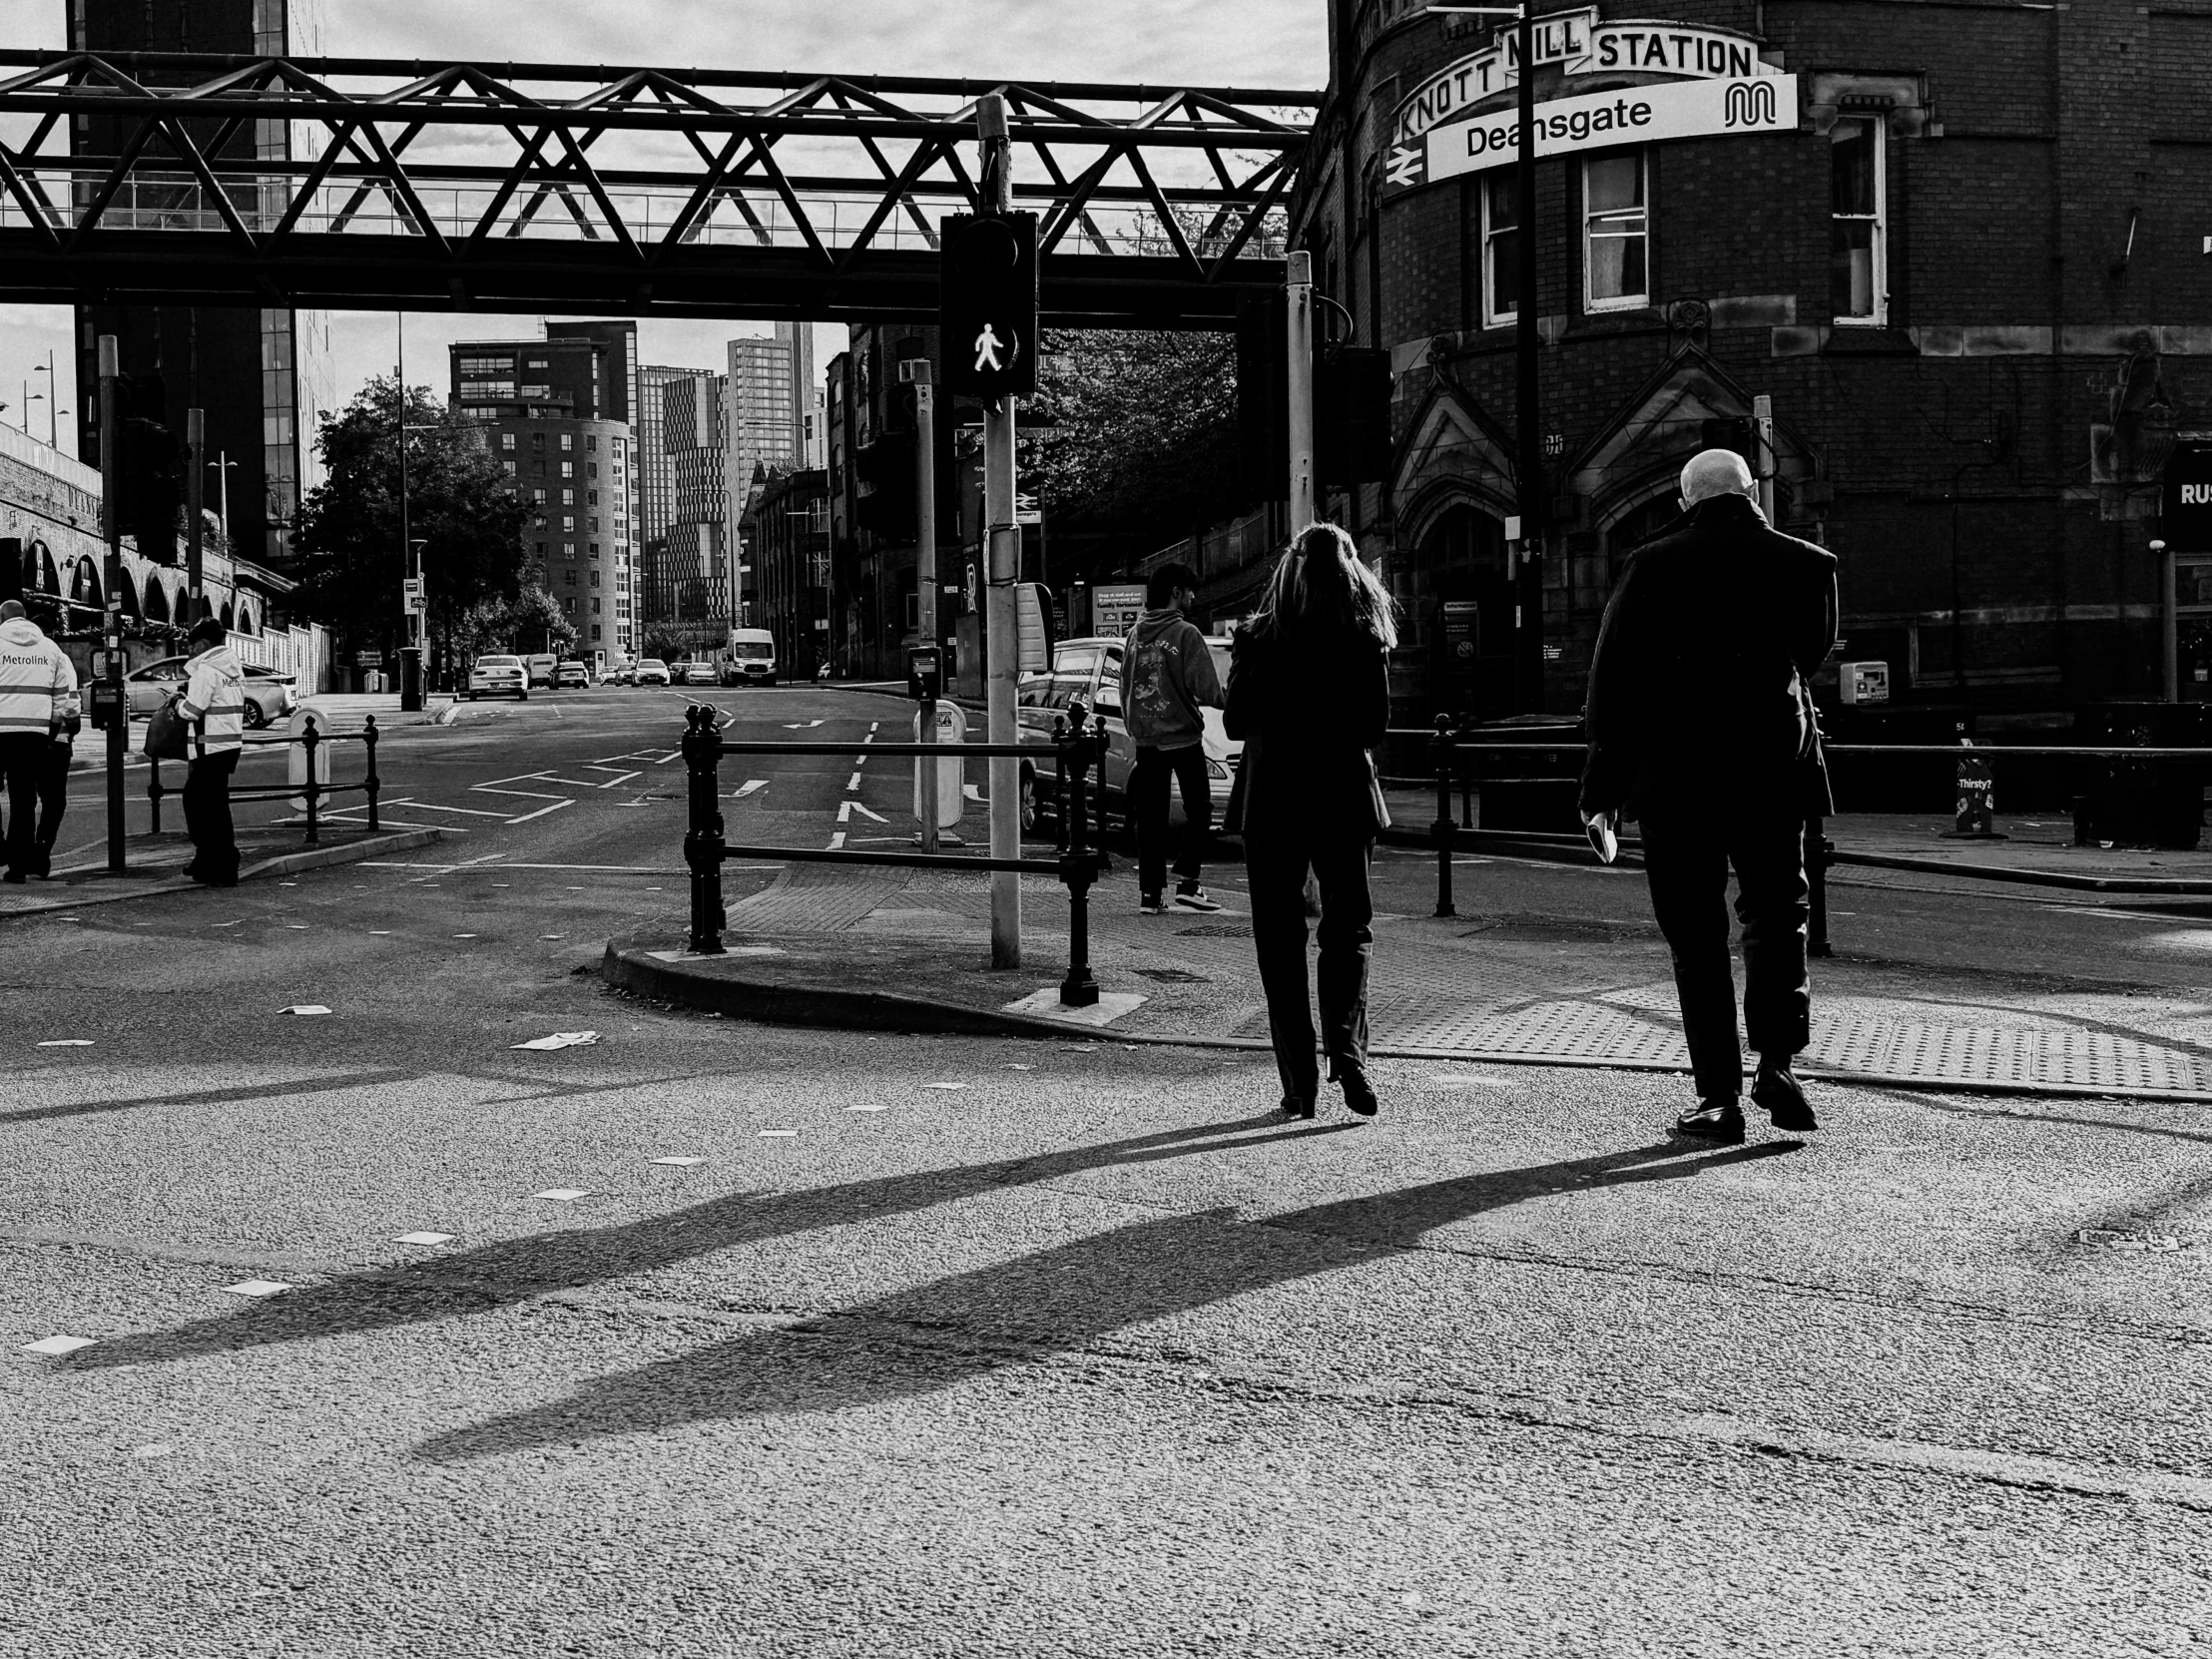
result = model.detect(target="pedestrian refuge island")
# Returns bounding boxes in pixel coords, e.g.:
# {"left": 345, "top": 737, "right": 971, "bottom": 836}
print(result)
{"left": 680, "top": 701, "right": 1111, "bottom": 1008}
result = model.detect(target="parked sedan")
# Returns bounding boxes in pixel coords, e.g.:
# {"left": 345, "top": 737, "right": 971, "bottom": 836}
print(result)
{"left": 677, "top": 661, "right": 719, "bottom": 687}
{"left": 125, "top": 657, "right": 296, "bottom": 729}
{"left": 634, "top": 659, "right": 672, "bottom": 687}
{"left": 553, "top": 660, "right": 591, "bottom": 689}
{"left": 467, "top": 655, "right": 530, "bottom": 701}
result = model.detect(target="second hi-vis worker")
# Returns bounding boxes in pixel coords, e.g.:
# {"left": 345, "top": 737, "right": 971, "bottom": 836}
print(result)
{"left": 176, "top": 616, "right": 247, "bottom": 887}
{"left": 0, "top": 597, "right": 74, "bottom": 885}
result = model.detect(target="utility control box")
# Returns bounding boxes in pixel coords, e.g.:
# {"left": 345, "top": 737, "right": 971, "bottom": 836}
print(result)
{"left": 1839, "top": 661, "right": 1891, "bottom": 706}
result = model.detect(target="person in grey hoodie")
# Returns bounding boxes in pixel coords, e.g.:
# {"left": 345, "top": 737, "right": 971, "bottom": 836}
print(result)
{"left": 1117, "top": 562, "right": 1224, "bottom": 912}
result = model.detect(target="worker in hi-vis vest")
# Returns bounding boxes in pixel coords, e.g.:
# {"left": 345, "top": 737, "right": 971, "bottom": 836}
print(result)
{"left": 176, "top": 616, "right": 247, "bottom": 887}
{"left": 0, "top": 597, "right": 74, "bottom": 885}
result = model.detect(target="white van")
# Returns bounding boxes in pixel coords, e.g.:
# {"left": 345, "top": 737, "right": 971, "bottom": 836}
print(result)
{"left": 721, "top": 628, "right": 778, "bottom": 687}
{"left": 524, "top": 653, "right": 557, "bottom": 688}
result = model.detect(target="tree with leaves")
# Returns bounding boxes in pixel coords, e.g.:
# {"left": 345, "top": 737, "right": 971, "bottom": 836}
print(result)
{"left": 1023, "top": 328, "right": 1242, "bottom": 558}
{"left": 292, "top": 376, "right": 531, "bottom": 677}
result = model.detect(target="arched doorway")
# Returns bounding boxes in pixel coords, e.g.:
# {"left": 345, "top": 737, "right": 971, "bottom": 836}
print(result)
{"left": 1412, "top": 504, "right": 1516, "bottom": 722}
{"left": 70, "top": 557, "right": 100, "bottom": 609}
{"left": 144, "top": 577, "right": 170, "bottom": 624}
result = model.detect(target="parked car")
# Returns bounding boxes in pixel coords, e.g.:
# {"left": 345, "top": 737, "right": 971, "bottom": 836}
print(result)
{"left": 677, "top": 660, "right": 719, "bottom": 687}
{"left": 1013, "top": 634, "right": 1238, "bottom": 834}
{"left": 634, "top": 658, "right": 672, "bottom": 687}
{"left": 608, "top": 662, "right": 636, "bottom": 686}
{"left": 524, "top": 653, "right": 557, "bottom": 688}
{"left": 467, "top": 654, "right": 530, "bottom": 701}
{"left": 125, "top": 656, "right": 297, "bottom": 730}
{"left": 553, "top": 660, "right": 591, "bottom": 689}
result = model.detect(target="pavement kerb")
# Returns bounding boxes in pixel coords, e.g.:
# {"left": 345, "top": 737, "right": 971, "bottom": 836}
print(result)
{"left": 1, "top": 828, "right": 445, "bottom": 919}
{"left": 601, "top": 937, "right": 2212, "bottom": 1105}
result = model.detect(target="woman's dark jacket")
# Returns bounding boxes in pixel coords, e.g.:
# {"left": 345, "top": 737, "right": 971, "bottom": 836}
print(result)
{"left": 1222, "top": 624, "right": 1391, "bottom": 837}
{"left": 1579, "top": 493, "right": 1839, "bottom": 822}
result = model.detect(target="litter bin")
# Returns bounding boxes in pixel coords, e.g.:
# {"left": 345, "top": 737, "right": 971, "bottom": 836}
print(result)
{"left": 2075, "top": 703, "right": 2212, "bottom": 848}
{"left": 1469, "top": 716, "right": 1584, "bottom": 833}
{"left": 287, "top": 709, "right": 333, "bottom": 815}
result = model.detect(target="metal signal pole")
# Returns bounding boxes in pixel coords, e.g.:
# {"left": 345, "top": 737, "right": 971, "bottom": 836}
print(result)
{"left": 185, "top": 407, "right": 205, "bottom": 610}
{"left": 1287, "top": 250, "right": 1317, "bottom": 533}
{"left": 979, "top": 93, "right": 1022, "bottom": 968}
{"left": 906, "top": 357, "right": 941, "bottom": 855}
{"left": 1513, "top": 0, "right": 1545, "bottom": 714}
{"left": 397, "top": 316, "right": 423, "bottom": 713}
{"left": 97, "top": 335, "right": 125, "bottom": 873}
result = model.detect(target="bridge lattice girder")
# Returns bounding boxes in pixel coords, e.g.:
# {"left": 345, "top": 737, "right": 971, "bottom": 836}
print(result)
{"left": 0, "top": 50, "right": 1316, "bottom": 326}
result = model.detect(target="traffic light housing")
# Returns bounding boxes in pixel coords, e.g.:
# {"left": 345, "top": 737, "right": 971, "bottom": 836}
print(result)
{"left": 1318, "top": 348, "right": 1393, "bottom": 488}
{"left": 1240, "top": 293, "right": 1396, "bottom": 499}
{"left": 940, "top": 213, "right": 1039, "bottom": 399}
{"left": 116, "top": 373, "right": 180, "bottom": 564}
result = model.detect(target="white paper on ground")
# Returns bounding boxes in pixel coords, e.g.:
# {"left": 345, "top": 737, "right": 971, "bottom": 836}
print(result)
{"left": 280, "top": 1005, "right": 331, "bottom": 1016}
{"left": 36, "top": 1039, "right": 93, "bottom": 1047}
{"left": 758, "top": 1129, "right": 798, "bottom": 1137}
{"left": 926, "top": 1081, "right": 966, "bottom": 1090}
{"left": 1001, "top": 987, "right": 1148, "bottom": 1027}
{"left": 23, "top": 1335, "right": 96, "bottom": 1356}
{"left": 1006, "top": 1064, "right": 1033, "bottom": 1071}
{"left": 392, "top": 1232, "right": 454, "bottom": 1246}
{"left": 219, "top": 1280, "right": 292, "bottom": 1298}
{"left": 844, "top": 1104, "right": 888, "bottom": 1112}
{"left": 645, "top": 946, "right": 786, "bottom": 962}
{"left": 650, "top": 1156, "right": 705, "bottom": 1166}
{"left": 530, "top": 1189, "right": 590, "bottom": 1202}
{"left": 133, "top": 1443, "right": 175, "bottom": 1457}
{"left": 511, "top": 1031, "right": 599, "bottom": 1050}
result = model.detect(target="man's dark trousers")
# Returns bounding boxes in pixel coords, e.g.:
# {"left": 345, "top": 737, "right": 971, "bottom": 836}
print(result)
{"left": 183, "top": 752, "right": 241, "bottom": 881}
{"left": 0, "top": 733, "right": 44, "bottom": 874}
{"left": 1638, "top": 803, "right": 1811, "bottom": 1102}
{"left": 32, "top": 740, "right": 69, "bottom": 875}
{"left": 1131, "top": 743, "right": 1212, "bottom": 897}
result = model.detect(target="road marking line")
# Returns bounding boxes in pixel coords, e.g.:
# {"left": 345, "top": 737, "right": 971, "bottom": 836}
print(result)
{"left": 846, "top": 771, "right": 862, "bottom": 792}
{"left": 782, "top": 720, "right": 827, "bottom": 729}
{"left": 377, "top": 800, "right": 511, "bottom": 819}
{"left": 506, "top": 801, "right": 574, "bottom": 825}
{"left": 846, "top": 802, "right": 887, "bottom": 823}
{"left": 591, "top": 771, "right": 642, "bottom": 789}
{"left": 963, "top": 783, "right": 984, "bottom": 802}
{"left": 827, "top": 830, "right": 846, "bottom": 850}
{"left": 735, "top": 780, "right": 769, "bottom": 799}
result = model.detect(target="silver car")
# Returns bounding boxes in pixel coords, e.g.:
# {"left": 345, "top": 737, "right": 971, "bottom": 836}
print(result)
{"left": 125, "top": 656, "right": 297, "bottom": 730}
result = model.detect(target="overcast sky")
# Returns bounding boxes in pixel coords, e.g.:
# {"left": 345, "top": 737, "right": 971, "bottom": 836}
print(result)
{"left": 0, "top": 0, "right": 1325, "bottom": 449}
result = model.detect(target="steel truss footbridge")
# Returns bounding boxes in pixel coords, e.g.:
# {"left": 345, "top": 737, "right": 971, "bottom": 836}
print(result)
{"left": 0, "top": 50, "right": 1315, "bottom": 327}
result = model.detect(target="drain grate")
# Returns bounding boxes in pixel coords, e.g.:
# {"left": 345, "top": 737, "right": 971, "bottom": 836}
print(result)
{"left": 1133, "top": 967, "right": 1210, "bottom": 983}
{"left": 1177, "top": 924, "right": 1251, "bottom": 937}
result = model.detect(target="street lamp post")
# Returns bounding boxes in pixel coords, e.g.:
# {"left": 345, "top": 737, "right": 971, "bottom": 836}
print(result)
{"left": 207, "top": 453, "right": 238, "bottom": 541}
{"left": 34, "top": 353, "right": 56, "bottom": 447}
{"left": 1430, "top": 3, "right": 1545, "bottom": 712}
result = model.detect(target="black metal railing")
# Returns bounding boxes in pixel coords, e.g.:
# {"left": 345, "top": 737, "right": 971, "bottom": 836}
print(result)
{"left": 680, "top": 700, "right": 1112, "bottom": 1008}
{"left": 1407, "top": 712, "right": 2212, "bottom": 955}
{"left": 147, "top": 713, "right": 379, "bottom": 847}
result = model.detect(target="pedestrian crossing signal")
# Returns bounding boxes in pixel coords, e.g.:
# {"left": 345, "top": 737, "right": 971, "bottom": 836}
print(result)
{"left": 940, "top": 213, "right": 1039, "bottom": 399}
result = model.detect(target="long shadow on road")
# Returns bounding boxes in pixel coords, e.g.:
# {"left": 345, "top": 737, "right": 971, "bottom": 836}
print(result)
{"left": 63, "top": 1113, "right": 1357, "bottom": 1376}
{"left": 407, "top": 1138, "right": 1793, "bottom": 1463}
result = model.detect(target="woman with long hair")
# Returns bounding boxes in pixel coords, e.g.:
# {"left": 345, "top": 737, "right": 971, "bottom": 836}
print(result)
{"left": 1222, "top": 521, "right": 1397, "bottom": 1119}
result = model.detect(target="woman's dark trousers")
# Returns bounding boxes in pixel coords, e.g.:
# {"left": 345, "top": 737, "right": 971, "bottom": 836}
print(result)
{"left": 1244, "top": 828, "right": 1375, "bottom": 1100}
{"left": 1638, "top": 804, "right": 1812, "bottom": 1102}
{"left": 183, "top": 752, "right": 241, "bottom": 880}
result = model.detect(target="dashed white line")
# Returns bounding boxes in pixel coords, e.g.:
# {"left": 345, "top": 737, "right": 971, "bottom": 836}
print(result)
{"left": 827, "top": 830, "right": 846, "bottom": 850}
{"left": 735, "top": 780, "right": 769, "bottom": 799}
{"left": 846, "top": 771, "right": 863, "bottom": 792}
{"left": 506, "top": 801, "right": 574, "bottom": 825}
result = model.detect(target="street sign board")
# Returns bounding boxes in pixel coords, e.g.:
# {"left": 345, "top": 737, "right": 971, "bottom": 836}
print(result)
{"left": 1089, "top": 582, "right": 1146, "bottom": 640}
{"left": 2161, "top": 441, "right": 2212, "bottom": 551}
{"left": 358, "top": 650, "right": 383, "bottom": 667}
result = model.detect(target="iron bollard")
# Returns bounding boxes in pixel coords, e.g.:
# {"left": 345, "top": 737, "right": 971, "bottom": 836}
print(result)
{"left": 1055, "top": 702, "right": 1103, "bottom": 1007}
{"left": 363, "top": 716, "right": 380, "bottom": 831}
{"left": 1430, "top": 713, "right": 1457, "bottom": 918}
{"left": 148, "top": 759, "right": 165, "bottom": 833}
{"left": 301, "top": 714, "right": 320, "bottom": 846}
{"left": 1807, "top": 812, "right": 1835, "bottom": 958}
{"left": 682, "top": 704, "right": 728, "bottom": 955}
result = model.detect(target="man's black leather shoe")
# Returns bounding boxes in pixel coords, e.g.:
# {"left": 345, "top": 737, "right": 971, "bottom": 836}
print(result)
{"left": 1752, "top": 1060, "right": 1819, "bottom": 1132}
{"left": 1673, "top": 1100, "right": 1745, "bottom": 1145}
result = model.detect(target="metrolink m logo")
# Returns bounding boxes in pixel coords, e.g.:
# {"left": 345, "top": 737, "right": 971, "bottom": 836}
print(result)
{"left": 1723, "top": 80, "right": 1776, "bottom": 128}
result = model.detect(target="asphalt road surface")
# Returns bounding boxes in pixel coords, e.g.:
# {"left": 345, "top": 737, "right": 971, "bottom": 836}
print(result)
{"left": 5, "top": 684, "right": 2208, "bottom": 1657}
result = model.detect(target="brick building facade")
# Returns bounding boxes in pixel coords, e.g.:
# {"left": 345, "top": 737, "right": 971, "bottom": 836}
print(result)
{"left": 1296, "top": 0, "right": 2211, "bottom": 727}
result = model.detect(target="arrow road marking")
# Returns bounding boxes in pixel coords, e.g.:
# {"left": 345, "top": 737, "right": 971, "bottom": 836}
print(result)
{"left": 734, "top": 780, "right": 769, "bottom": 799}
{"left": 846, "top": 772, "right": 862, "bottom": 792}
{"left": 836, "top": 801, "right": 888, "bottom": 824}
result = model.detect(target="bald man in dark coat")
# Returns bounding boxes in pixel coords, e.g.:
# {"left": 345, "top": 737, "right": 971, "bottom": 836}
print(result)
{"left": 1580, "top": 449, "right": 1839, "bottom": 1144}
